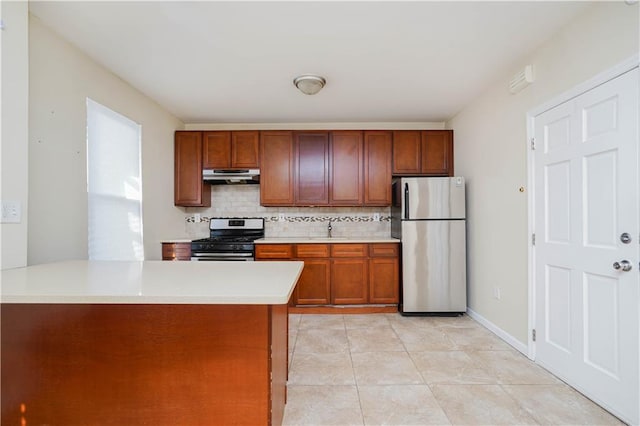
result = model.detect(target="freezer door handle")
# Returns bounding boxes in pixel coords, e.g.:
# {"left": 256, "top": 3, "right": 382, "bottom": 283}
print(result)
{"left": 404, "top": 183, "right": 409, "bottom": 220}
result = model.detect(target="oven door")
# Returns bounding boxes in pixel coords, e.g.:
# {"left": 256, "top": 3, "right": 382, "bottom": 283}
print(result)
{"left": 190, "top": 252, "right": 254, "bottom": 261}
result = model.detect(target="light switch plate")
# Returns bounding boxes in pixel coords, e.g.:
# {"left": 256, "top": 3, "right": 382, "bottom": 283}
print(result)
{"left": 1, "top": 200, "right": 22, "bottom": 223}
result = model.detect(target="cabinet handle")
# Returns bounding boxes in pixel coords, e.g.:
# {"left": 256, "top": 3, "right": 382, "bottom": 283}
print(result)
{"left": 404, "top": 183, "right": 410, "bottom": 219}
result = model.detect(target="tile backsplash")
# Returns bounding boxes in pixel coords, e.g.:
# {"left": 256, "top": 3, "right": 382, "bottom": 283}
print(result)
{"left": 183, "top": 185, "right": 390, "bottom": 239}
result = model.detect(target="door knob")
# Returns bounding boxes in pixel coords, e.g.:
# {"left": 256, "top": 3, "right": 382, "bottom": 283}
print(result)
{"left": 613, "top": 260, "right": 632, "bottom": 272}
{"left": 620, "top": 232, "right": 632, "bottom": 244}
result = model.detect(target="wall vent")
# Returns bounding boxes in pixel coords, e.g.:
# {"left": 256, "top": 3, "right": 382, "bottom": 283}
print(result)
{"left": 509, "top": 65, "right": 534, "bottom": 94}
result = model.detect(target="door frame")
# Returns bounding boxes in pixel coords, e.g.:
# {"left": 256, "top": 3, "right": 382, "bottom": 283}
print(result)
{"left": 526, "top": 54, "right": 639, "bottom": 362}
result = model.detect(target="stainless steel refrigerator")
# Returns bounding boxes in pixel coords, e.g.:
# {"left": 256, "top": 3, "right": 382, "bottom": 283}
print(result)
{"left": 391, "top": 177, "right": 467, "bottom": 314}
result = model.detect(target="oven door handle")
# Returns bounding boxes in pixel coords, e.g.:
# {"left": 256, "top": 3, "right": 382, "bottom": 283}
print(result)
{"left": 190, "top": 252, "right": 253, "bottom": 258}
{"left": 190, "top": 252, "right": 254, "bottom": 261}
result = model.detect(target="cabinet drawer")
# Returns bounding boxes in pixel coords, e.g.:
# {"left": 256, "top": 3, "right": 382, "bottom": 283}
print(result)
{"left": 162, "top": 243, "right": 191, "bottom": 261}
{"left": 331, "top": 243, "right": 367, "bottom": 258}
{"left": 369, "top": 243, "right": 399, "bottom": 257}
{"left": 255, "top": 244, "right": 293, "bottom": 259}
{"left": 295, "top": 244, "right": 329, "bottom": 258}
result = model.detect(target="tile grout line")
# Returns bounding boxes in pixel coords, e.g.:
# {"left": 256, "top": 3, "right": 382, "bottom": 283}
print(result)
{"left": 344, "top": 315, "right": 367, "bottom": 426}
{"left": 396, "top": 317, "right": 456, "bottom": 426}
{"left": 497, "top": 383, "right": 543, "bottom": 425}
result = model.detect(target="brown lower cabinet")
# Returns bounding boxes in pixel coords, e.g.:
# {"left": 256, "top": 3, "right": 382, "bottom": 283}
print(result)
{"left": 1, "top": 303, "right": 287, "bottom": 426}
{"left": 297, "top": 259, "right": 331, "bottom": 305}
{"left": 161, "top": 242, "right": 191, "bottom": 261}
{"left": 331, "top": 258, "right": 368, "bottom": 304}
{"left": 294, "top": 244, "right": 331, "bottom": 305}
{"left": 255, "top": 242, "right": 399, "bottom": 306}
{"left": 369, "top": 257, "right": 399, "bottom": 303}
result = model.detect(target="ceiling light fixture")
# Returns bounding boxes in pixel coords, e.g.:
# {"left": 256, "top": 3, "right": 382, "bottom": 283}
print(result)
{"left": 293, "top": 75, "right": 326, "bottom": 95}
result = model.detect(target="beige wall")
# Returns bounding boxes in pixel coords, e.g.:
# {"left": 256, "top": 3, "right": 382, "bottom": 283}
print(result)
{"left": 448, "top": 2, "right": 639, "bottom": 344}
{"left": 28, "top": 15, "right": 185, "bottom": 264}
{"left": 1, "top": 2, "right": 29, "bottom": 269}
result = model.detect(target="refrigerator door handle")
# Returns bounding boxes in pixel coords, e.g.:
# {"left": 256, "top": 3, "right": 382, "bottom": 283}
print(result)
{"left": 404, "top": 182, "right": 409, "bottom": 220}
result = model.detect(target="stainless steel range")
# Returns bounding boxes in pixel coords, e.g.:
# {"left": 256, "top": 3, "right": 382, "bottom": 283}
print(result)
{"left": 190, "top": 218, "right": 265, "bottom": 261}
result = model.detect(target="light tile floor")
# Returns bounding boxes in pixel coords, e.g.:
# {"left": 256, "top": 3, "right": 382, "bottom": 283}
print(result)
{"left": 283, "top": 313, "right": 623, "bottom": 426}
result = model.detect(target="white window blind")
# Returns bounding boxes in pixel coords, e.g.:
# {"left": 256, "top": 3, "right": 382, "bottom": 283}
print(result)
{"left": 87, "top": 98, "right": 144, "bottom": 260}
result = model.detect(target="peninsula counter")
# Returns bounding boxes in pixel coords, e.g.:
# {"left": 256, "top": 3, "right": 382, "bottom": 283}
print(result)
{"left": 1, "top": 260, "right": 303, "bottom": 426}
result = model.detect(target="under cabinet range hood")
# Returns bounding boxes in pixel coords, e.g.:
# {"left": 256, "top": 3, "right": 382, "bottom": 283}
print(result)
{"left": 203, "top": 169, "right": 260, "bottom": 184}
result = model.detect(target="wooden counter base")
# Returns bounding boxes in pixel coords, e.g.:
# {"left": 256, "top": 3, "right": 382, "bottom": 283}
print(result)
{"left": 1, "top": 303, "right": 288, "bottom": 426}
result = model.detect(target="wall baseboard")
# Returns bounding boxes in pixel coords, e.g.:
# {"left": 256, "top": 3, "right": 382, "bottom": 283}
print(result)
{"left": 466, "top": 308, "right": 529, "bottom": 356}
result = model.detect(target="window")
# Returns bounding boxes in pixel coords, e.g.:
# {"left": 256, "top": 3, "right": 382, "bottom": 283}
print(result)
{"left": 86, "top": 99, "right": 144, "bottom": 260}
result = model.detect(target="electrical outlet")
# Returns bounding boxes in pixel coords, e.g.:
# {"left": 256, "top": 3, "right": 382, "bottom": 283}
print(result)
{"left": 493, "top": 287, "right": 501, "bottom": 300}
{"left": 373, "top": 213, "right": 380, "bottom": 222}
{"left": 278, "top": 213, "right": 285, "bottom": 222}
{"left": 1, "top": 200, "right": 21, "bottom": 224}
{"left": 194, "top": 213, "right": 201, "bottom": 223}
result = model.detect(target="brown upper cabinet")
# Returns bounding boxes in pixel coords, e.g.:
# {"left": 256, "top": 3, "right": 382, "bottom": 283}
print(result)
{"left": 203, "top": 131, "right": 259, "bottom": 169}
{"left": 176, "top": 128, "right": 453, "bottom": 207}
{"left": 260, "top": 130, "right": 393, "bottom": 207}
{"left": 260, "top": 131, "right": 295, "bottom": 206}
{"left": 330, "top": 131, "right": 363, "bottom": 205}
{"left": 364, "top": 131, "right": 393, "bottom": 206}
{"left": 174, "top": 131, "right": 211, "bottom": 207}
{"left": 294, "top": 131, "right": 330, "bottom": 206}
{"left": 422, "top": 130, "right": 453, "bottom": 175}
{"left": 392, "top": 130, "right": 453, "bottom": 176}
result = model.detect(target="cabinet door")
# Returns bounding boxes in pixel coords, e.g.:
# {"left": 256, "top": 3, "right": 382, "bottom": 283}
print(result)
{"left": 331, "top": 258, "right": 368, "bottom": 304}
{"left": 369, "top": 243, "right": 399, "bottom": 257}
{"left": 364, "top": 131, "right": 392, "bottom": 206}
{"left": 369, "top": 257, "right": 399, "bottom": 304}
{"left": 255, "top": 244, "right": 293, "bottom": 259}
{"left": 421, "top": 130, "right": 453, "bottom": 176}
{"left": 295, "top": 259, "right": 331, "bottom": 305}
{"left": 260, "top": 131, "right": 294, "bottom": 205}
{"left": 331, "top": 244, "right": 368, "bottom": 258}
{"left": 295, "top": 244, "right": 330, "bottom": 258}
{"left": 232, "top": 131, "right": 260, "bottom": 168}
{"left": 295, "top": 132, "right": 329, "bottom": 206}
{"left": 174, "top": 131, "right": 211, "bottom": 207}
{"left": 161, "top": 243, "right": 192, "bottom": 261}
{"left": 392, "top": 131, "right": 421, "bottom": 175}
{"left": 203, "top": 131, "right": 232, "bottom": 169}
{"left": 330, "top": 131, "right": 363, "bottom": 205}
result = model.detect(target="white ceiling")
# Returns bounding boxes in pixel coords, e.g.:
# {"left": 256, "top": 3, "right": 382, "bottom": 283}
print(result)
{"left": 29, "top": 1, "right": 593, "bottom": 124}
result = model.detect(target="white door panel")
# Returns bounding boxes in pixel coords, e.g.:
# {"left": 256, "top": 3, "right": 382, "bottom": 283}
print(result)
{"left": 544, "top": 160, "right": 571, "bottom": 244}
{"left": 534, "top": 68, "right": 639, "bottom": 424}
{"left": 544, "top": 265, "right": 572, "bottom": 353}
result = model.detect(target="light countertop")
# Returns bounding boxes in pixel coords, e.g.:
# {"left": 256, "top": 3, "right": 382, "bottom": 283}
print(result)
{"left": 0, "top": 260, "right": 303, "bottom": 305}
{"left": 161, "top": 239, "right": 192, "bottom": 243}
{"left": 255, "top": 237, "right": 399, "bottom": 244}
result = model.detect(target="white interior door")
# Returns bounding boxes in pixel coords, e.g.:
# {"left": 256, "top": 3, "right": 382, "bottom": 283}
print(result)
{"left": 533, "top": 68, "right": 639, "bottom": 424}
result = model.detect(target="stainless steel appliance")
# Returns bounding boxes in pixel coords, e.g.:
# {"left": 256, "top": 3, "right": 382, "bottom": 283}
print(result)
{"left": 391, "top": 177, "right": 466, "bottom": 314}
{"left": 191, "top": 218, "right": 264, "bottom": 261}
{"left": 202, "top": 169, "right": 260, "bottom": 184}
